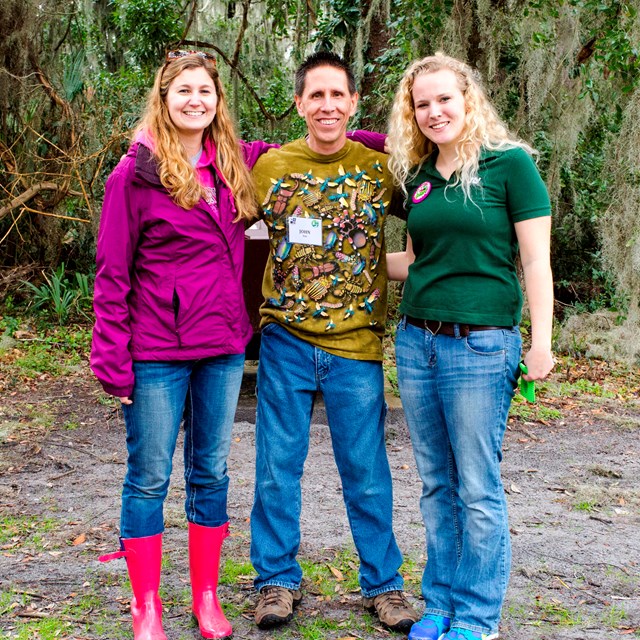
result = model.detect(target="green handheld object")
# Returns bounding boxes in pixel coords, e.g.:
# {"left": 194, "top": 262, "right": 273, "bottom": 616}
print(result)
{"left": 519, "top": 362, "right": 536, "bottom": 403}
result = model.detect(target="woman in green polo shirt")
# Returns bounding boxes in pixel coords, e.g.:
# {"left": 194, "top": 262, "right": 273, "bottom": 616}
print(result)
{"left": 386, "top": 53, "right": 555, "bottom": 640}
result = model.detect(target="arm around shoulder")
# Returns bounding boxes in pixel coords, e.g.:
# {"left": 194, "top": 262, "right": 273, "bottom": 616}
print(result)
{"left": 240, "top": 139, "right": 280, "bottom": 170}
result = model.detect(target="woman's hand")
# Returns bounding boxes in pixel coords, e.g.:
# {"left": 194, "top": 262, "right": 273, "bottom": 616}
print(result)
{"left": 522, "top": 347, "right": 555, "bottom": 381}
{"left": 119, "top": 396, "right": 133, "bottom": 405}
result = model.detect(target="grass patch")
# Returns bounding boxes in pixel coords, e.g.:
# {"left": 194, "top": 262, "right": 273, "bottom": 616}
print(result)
{"left": 509, "top": 394, "right": 563, "bottom": 421}
{"left": 0, "top": 323, "right": 92, "bottom": 388}
{"left": 299, "top": 548, "right": 361, "bottom": 597}
{"left": 573, "top": 500, "right": 599, "bottom": 513}
{"left": 0, "top": 515, "right": 58, "bottom": 551}
{"left": 601, "top": 604, "right": 628, "bottom": 627}
{"left": 0, "top": 587, "right": 128, "bottom": 640}
{"left": 400, "top": 556, "right": 423, "bottom": 589}
{"left": 533, "top": 596, "right": 582, "bottom": 626}
{"left": 220, "top": 558, "right": 255, "bottom": 586}
{"left": 7, "top": 616, "right": 74, "bottom": 640}
{"left": 294, "top": 614, "right": 350, "bottom": 639}
{"left": 555, "top": 378, "right": 617, "bottom": 398}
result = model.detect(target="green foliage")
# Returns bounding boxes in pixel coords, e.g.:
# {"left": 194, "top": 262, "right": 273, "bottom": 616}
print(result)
{"left": 22, "top": 263, "right": 93, "bottom": 324}
{"left": 114, "top": 0, "right": 185, "bottom": 66}
{"left": 314, "top": 0, "right": 362, "bottom": 50}
{"left": 62, "top": 50, "right": 86, "bottom": 101}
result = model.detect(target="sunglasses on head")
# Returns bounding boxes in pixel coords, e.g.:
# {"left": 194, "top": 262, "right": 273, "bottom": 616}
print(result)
{"left": 165, "top": 50, "right": 217, "bottom": 66}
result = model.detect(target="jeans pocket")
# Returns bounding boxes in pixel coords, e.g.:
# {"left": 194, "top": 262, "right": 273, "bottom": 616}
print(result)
{"left": 464, "top": 329, "right": 506, "bottom": 356}
{"left": 260, "top": 322, "right": 278, "bottom": 337}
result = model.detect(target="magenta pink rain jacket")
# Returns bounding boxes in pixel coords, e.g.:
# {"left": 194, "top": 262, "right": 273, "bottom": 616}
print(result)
{"left": 91, "top": 138, "right": 274, "bottom": 397}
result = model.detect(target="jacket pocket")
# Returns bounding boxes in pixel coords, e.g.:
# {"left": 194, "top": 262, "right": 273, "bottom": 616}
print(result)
{"left": 172, "top": 287, "right": 182, "bottom": 347}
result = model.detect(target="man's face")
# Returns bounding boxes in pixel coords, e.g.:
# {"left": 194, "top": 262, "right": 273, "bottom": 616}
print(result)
{"left": 295, "top": 65, "right": 358, "bottom": 155}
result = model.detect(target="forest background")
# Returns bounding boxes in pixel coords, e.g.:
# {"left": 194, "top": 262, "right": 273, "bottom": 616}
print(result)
{"left": 1, "top": 3, "right": 640, "bottom": 639}
{"left": 0, "top": 0, "right": 639, "bottom": 358}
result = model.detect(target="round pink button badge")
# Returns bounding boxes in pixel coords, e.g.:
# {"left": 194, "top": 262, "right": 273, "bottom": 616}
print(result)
{"left": 412, "top": 181, "right": 432, "bottom": 203}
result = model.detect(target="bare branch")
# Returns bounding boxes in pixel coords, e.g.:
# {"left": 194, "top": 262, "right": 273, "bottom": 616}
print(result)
{"left": 179, "top": 39, "right": 296, "bottom": 123}
{"left": 231, "top": 0, "right": 252, "bottom": 69}
{"left": 179, "top": 0, "right": 198, "bottom": 42}
{"left": 0, "top": 183, "right": 81, "bottom": 221}
{"left": 27, "top": 52, "right": 77, "bottom": 147}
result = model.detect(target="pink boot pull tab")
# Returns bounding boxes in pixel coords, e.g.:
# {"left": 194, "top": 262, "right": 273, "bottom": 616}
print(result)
{"left": 189, "top": 522, "right": 232, "bottom": 639}
{"left": 98, "top": 549, "right": 129, "bottom": 562}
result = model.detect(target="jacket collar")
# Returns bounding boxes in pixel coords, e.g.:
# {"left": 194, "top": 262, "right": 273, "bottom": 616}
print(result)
{"left": 133, "top": 143, "right": 163, "bottom": 187}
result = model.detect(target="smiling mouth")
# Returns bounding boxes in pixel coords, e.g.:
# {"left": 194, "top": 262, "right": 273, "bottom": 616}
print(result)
{"left": 431, "top": 121, "right": 448, "bottom": 130}
{"left": 318, "top": 118, "right": 339, "bottom": 125}
{"left": 184, "top": 111, "right": 205, "bottom": 117}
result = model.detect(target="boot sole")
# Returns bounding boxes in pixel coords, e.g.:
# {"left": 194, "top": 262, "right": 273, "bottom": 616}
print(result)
{"left": 363, "top": 608, "right": 416, "bottom": 634}
{"left": 256, "top": 612, "right": 293, "bottom": 629}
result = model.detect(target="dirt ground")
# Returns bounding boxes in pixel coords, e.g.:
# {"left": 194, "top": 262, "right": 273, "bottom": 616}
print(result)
{"left": 1, "top": 366, "right": 639, "bottom": 639}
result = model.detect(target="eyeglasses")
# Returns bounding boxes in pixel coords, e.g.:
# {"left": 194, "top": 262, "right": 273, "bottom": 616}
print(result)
{"left": 165, "top": 50, "right": 216, "bottom": 66}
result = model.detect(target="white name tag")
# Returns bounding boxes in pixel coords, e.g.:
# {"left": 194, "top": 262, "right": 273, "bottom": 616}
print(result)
{"left": 287, "top": 216, "right": 322, "bottom": 246}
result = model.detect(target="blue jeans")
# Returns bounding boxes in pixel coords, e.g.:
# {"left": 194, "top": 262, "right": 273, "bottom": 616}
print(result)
{"left": 120, "top": 355, "right": 244, "bottom": 538}
{"left": 395, "top": 318, "right": 521, "bottom": 635}
{"left": 250, "top": 323, "right": 404, "bottom": 597}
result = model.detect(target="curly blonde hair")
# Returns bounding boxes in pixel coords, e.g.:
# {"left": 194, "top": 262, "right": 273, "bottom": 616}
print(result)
{"left": 388, "top": 52, "right": 534, "bottom": 201}
{"left": 135, "top": 55, "right": 257, "bottom": 221}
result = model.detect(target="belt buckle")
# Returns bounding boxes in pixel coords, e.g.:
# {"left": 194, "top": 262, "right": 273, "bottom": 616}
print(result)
{"left": 425, "top": 320, "right": 442, "bottom": 335}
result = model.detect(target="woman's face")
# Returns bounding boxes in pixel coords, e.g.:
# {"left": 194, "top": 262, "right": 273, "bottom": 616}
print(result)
{"left": 412, "top": 69, "right": 466, "bottom": 153}
{"left": 165, "top": 66, "right": 217, "bottom": 142}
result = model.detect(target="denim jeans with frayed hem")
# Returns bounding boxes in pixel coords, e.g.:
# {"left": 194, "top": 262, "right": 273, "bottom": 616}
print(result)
{"left": 120, "top": 355, "right": 244, "bottom": 538}
{"left": 250, "top": 323, "right": 404, "bottom": 597}
{"left": 396, "top": 318, "right": 521, "bottom": 636}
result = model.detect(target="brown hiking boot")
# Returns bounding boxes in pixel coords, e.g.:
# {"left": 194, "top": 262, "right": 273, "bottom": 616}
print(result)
{"left": 254, "top": 586, "right": 303, "bottom": 629}
{"left": 363, "top": 590, "right": 419, "bottom": 633}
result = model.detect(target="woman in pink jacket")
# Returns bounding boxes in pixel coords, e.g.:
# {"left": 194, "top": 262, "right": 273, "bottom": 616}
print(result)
{"left": 91, "top": 51, "right": 273, "bottom": 640}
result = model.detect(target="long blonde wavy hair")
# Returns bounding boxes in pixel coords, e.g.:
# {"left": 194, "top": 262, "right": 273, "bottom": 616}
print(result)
{"left": 388, "top": 52, "right": 534, "bottom": 201}
{"left": 135, "top": 55, "right": 257, "bottom": 221}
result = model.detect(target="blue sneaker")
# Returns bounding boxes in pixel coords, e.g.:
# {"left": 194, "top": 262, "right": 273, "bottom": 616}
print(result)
{"left": 408, "top": 613, "right": 451, "bottom": 640}
{"left": 444, "top": 628, "right": 498, "bottom": 640}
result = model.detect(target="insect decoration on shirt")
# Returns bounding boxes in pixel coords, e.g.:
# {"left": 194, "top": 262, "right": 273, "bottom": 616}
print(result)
{"left": 267, "top": 289, "right": 295, "bottom": 309}
{"left": 359, "top": 288, "right": 380, "bottom": 313}
{"left": 305, "top": 278, "right": 330, "bottom": 302}
{"left": 273, "top": 264, "right": 287, "bottom": 291}
{"left": 290, "top": 265, "right": 303, "bottom": 290}
{"left": 293, "top": 245, "right": 320, "bottom": 262}
{"left": 334, "top": 275, "right": 365, "bottom": 300}
{"left": 271, "top": 180, "right": 299, "bottom": 216}
{"left": 313, "top": 304, "right": 329, "bottom": 318}
{"left": 275, "top": 239, "right": 292, "bottom": 262}
{"left": 306, "top": 262, "right": 337, "bottom": 279}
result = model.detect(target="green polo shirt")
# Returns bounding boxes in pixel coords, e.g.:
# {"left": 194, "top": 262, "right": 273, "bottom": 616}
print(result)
{"left": 400, "top": 146, "right": 551, "bottom": 326}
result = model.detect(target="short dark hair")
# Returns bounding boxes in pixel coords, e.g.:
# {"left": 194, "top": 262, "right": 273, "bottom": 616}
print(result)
{"left": 294, "top": 51, "right": 357, "bottom": 97}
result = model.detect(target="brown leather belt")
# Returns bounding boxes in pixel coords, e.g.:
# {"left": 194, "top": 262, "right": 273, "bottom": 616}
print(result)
{"left": 405, "top": 316, "right": 510, "bottom": 337}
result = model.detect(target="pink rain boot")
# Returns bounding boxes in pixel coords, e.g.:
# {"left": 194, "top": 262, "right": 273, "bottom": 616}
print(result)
{"left": 99, "top": 534, "right": 167, "bottom": 640}
{"left": 188, "top": 521, "right": 232, "bottom": 639}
